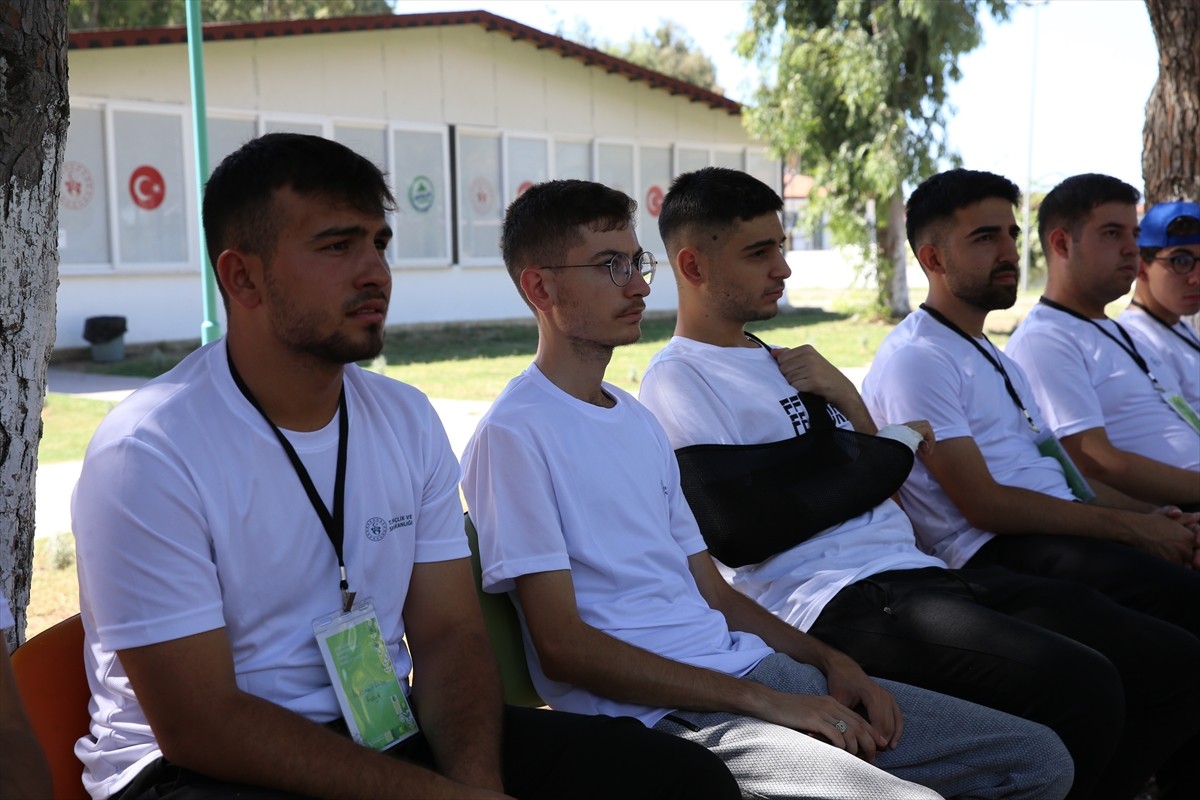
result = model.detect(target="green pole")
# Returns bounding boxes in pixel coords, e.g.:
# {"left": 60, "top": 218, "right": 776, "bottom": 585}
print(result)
{"left": 187, "top": 0, "right": 221, "bottom": 344}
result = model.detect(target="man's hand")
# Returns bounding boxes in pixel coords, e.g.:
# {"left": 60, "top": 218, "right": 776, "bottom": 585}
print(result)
{"left": 1153, "top": 506, "right": 1200, "bottom": 569}
{"left": 771, "top": 345, "right": 876, "bottom": 434}
{"left": 901, "top": 420, "right": 935, "bottom": 456}
{"left": 1130, "top": 510, "right": 1197, "bottom": 567}
{"left": 820, "top": 651, "right": 903, "bottom": 751}
{"left": 749, "top": 687, "right": 882, "bottom": 762}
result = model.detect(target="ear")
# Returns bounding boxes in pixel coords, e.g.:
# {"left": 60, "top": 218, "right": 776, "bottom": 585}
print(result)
{"left": 1046, "top": 227, "right": 1072, "bottom": 261}
{"left": 674, "top": 245, "right": 705, "bottom": 288}
{"left": 915, "top": 242, "right": 944, "bottom": 275}
{"left": 519, "top": 266, "right": 554, "bottom": 314}
{"left": 216, "top": 249, "right": 265, "bottom": 310}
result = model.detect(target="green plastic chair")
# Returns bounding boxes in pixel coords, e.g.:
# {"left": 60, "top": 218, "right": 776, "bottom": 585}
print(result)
{"left": 463, "top": 513, "right": 545, "bottom": 708}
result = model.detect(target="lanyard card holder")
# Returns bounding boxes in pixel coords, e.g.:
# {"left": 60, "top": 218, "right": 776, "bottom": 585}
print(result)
{"left": 1163, "top": 392, "right": 1200, "bottom": 433}
{"left": 313, "top": 599, "right": 418, "bottom": 751}
{"left": 1034, "top": 431, "right": 1097, "bottom": 503}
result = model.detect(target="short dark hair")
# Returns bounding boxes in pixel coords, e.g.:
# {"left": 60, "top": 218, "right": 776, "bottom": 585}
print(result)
{"left": 658, "top": 167, "right": 782, "bottom": 253}
{"left": 1037, "top": 173, "right": 1140, "bottom": 253}
{"left": 203, "top": 133, "right": 396, "bottom": 303}
{"left": 905, "top": 169, "right": 1021, "bottom": 253}
{"left": 500, "top": 180, "right": 637, "bottom": 300}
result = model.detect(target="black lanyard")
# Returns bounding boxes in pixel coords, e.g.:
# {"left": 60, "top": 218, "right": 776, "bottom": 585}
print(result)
{"left": 228, "top": 351, "right": 354, "bottom": 612}
{"left": 1129, "top": 301, "right": 1200, "bottom": 354}
{"left": 1037, "top": 297, "right": 1168, "bottom": 393}
{"left": 919, "top": 304, "right": 1040, "bottom": 432}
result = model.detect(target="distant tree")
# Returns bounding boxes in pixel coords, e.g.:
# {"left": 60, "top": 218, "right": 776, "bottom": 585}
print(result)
{"left": 68, "top": 0, "right": 394, "bottom": 29}
{"left": 1, "top": 0, "right": 70, "bottom": 648}
{"left": 608, "top": 21, "right": 721, "bottom": 93}
{"left": 1142, "top": 0, "right": 1199, "bottom": 203}
{"left": 740, "top": 0, "right": 1010, "bottom": 319}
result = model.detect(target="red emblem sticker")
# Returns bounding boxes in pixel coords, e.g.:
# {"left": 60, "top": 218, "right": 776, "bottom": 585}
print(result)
{"left": 517, "top": 180, "right": 533, "bottom": 197}
{"left": 470, "top": 177, "right": 494, "bottom": 215}
{"left": 129, "top": 165, "right": 165, "bottom": 210}
{"left": 61, "top": 161, "right": 94, "bottom": 211}
{"left": 646, "top": 185, "right": 664, "bottom": 218}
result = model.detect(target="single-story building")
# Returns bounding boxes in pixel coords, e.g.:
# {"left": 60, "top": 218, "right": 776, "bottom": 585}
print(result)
{"left": 58, "top": 10, "right": 780, "bottom": 349}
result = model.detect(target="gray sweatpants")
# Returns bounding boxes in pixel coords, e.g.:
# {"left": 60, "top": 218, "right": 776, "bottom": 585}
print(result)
{"left": 652, "top": 653, "right": 1073, "bottom": 800}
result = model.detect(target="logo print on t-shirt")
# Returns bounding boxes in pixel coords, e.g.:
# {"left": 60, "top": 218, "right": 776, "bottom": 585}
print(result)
{"left": 365, "top": 517, "right": 388, "bottom": 542}
{"left": 780, "top": 394, "right": 812, "bottom": 435}
{"left": 826, "top": 405, "right": 850, "bottom": 428}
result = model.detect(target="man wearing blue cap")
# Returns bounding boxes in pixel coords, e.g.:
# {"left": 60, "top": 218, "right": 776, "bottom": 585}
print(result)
{"left": 1006, "top": 175, "right": 1200, "bottom": 510}
{"left": 1119, "top": 200, "right": 1200, "bottom": 409}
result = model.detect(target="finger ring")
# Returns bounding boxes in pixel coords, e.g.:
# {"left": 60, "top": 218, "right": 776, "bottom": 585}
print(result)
{"left": 834, "top": 719, "right": 847, "bottom": 734}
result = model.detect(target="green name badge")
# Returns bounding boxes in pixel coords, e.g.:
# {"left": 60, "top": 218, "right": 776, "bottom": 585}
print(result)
{"left": 1164, "top": 392, "right": 1200, "bottom": 434}
{"left": 1035, "top": 431, "right": 1097, "bottom": 503}
{"left": 314, "top": 599, "right": 418, "bottom": 751}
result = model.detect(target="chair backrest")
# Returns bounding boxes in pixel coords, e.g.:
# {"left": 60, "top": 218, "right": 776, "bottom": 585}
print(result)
{"left": 463, "top": 514, "right": 544, "bottom": 708}
{"left": 11, "top": 613, "right": 91, "bottom": 800}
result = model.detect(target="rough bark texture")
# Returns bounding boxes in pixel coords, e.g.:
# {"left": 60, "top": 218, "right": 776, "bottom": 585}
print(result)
{"left": 1, "top": 0, "right": 69, "bottom": 649}
{"left": 881, "top": 193, "right": 911, "bottom": 319}
{"left": 1142, "top": 0, "right": 1200, "bottom": 203}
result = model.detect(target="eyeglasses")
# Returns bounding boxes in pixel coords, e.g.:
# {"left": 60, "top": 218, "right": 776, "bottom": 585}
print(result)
{"left": 542, "top": 252, "right": 657, "bottom": 286}
{"left": 1153, "top": 252, "right": 1199, "bottom": 275}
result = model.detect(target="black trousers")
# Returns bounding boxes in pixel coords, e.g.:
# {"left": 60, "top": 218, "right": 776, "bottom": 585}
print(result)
{"left": 808, "top": 564, "right": 1200, "bottom": 800}
{"left": 114, "top": 705, "right": 740, "bottom": 800}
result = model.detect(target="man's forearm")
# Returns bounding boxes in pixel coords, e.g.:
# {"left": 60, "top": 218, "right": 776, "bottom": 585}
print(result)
{"left": 410, "top": 627, "right": 506, "bottom": 791}
{"left": 160, "top": 687, "right": 502, "bottom": 800}
{"left": 1065, "top": 433, "right": 1200, "bottom": 506}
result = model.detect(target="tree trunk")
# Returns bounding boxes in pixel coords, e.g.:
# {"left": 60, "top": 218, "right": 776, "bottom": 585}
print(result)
{"left": 879, "top": 192, "right": 911, "bottom": 320}
{"left": 0, "top": 0, "right": 70, "bottom": 649}
{"left": 1142, "top": 0, "right": 1200, "bottom": 203}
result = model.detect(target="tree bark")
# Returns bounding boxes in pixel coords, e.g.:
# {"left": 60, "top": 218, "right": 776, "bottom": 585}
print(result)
{"left": 1142, "top": 0, "right": 1200, "bottom": 203}
{"left": 0, "top": 0, "right": 70, "bottom": 649}
{"left": 880, "top": 192, "right": 911, "bottom": 319}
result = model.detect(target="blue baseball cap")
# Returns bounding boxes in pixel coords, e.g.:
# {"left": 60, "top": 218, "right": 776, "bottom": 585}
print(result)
{"left": 1138, "top": 200, "right": 1200, "bottom": 248}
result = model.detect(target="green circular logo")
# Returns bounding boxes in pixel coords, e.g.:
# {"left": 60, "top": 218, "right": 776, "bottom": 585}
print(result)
{"left": 408, "top": 176, "right": 434, "bottom": 213}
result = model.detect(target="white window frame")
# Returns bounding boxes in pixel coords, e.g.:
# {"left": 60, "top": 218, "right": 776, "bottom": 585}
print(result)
{"left": 389, "top": 121, "right": 453, "bottom": 269}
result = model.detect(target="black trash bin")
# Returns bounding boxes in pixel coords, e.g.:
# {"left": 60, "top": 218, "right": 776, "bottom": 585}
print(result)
{"left": 83, "top": 316, "right": 127, "bottom": 362}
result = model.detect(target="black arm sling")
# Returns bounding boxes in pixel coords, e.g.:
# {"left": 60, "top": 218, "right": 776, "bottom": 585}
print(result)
{"left": 672, "top": 334, "right": 915, "bottom": 567}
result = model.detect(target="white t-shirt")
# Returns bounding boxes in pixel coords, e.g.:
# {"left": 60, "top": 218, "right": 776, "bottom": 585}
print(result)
{"left": 1118, "top": 305, "right": 1200, "bottom": 409}
{"left": 71, "top": 342, "right": 467, "bottom": 800}
{"left": 862, "top": 309, "right": 1076, "bottom": 568}
{"left": 1007, "top": 303, "right": 1200, "bottom": 470}
{"left": 461, "top": 363, "right": 772, "bottom": 727}
{"left": 638, "top": 336, "right": 943, "bottom": 631}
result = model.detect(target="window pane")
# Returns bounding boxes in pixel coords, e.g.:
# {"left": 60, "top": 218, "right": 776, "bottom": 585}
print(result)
{"left": 335, "top": 125, "right": 387, "bottom": 171}
{"left": 747, "top": 151, "right": 780, "bottom": 193}
{"left": 207, "top": 117, "right": 255, "bottom": 176}
{"left": 677, "top": 147, "right": 708, "bottom": 175}
{"left": 60, "top": 107, "right": 111, "bottom": 265}
{"left": 638, "top": 145, "right": 671, "bottom": 256}
{"left": 112, "top": 110, "right": 187, "bottom": 264}
{"left": 555, "top": 140, "right": 591, "bottom": 180}
{"left": 597, "top": 142, "right": 634, "bottom": 196}
{"left": 713, "top": 150, "right": 743, "bottom": 170}
{"left": 264, "top": 120, "right": 322, "bottom": 136}
{"left": 507, "top": 137, "right": 549, "bottom": 202}
{"left": 394, "top": 128, "right": 450, "bottom": 263}
{"left": 457, "top": 132, "right": 502, "bottom": 261}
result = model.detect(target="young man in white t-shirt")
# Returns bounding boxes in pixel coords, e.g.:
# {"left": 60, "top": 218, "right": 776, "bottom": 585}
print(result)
{"left": 71, "top": 134, "right": 738, "bottom": 800}
{"left": 639, "top": 166, "right": 1200, "bottom": 800}
{"left": 462, "top": 178, "right": 1076, "bottom": 800}
{"left": 1005, "top": 175, "right": 1200, "bottom": 508}
{"left": 1118, "top": 200, "right": 1200, "bottom": 409}
{"left": 863, "top": 167, "right": 1200, "bottom": 800}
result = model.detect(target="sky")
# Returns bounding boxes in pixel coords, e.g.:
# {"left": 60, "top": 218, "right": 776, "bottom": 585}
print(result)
{"left": 392, "top": 0, "right": 1159, "bottom": 194}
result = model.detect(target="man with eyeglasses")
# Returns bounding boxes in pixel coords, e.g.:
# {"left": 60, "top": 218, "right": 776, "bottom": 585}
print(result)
{"left": 1118, "top": 201, "right": 1200, "bottom": 409}
{"left": 1006, "top": 175, "right": 1200, "bottom": 510}
{"left": 462, "top": 179, "right": 1075, "bottom": 800}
